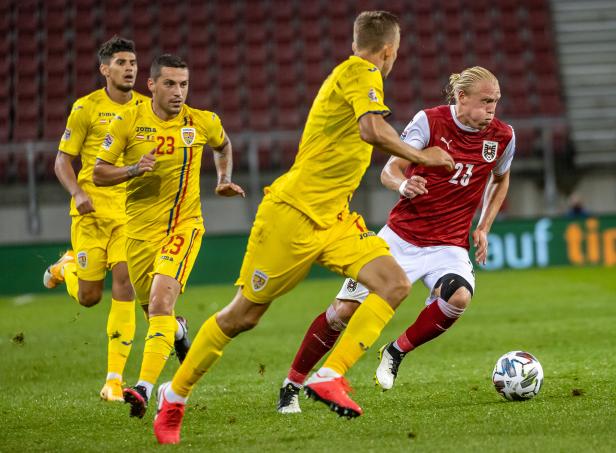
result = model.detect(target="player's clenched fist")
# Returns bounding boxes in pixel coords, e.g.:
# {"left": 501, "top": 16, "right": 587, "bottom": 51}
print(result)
{"left": 399, "top": 175, "right": 428, "bottom": 199}
{"left": 73, "top": 189, "right": 95, "bottom": 215}
{"left": 419, "top": 146, "right": 455, "bottom": 171}
{"left": 127, "top": 148, "right": 156, "bottom": 177}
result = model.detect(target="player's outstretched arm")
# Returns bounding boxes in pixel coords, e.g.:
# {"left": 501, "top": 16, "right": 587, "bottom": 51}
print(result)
{"left": 380, "top": 157, "right": 428, "bottom": 199}
{"left": 92, "top": 149, "right": 156, "bottom": 187}
{"left": 359, "top": 113, "right": 454, "bottom": 171}
{"left": 54, "top": 151, "right": 95, "bottom": 214}
{"left": 212, "top": 138, "right": 245, "bottom": 197}
{"left": 473, "top": 171, "right": 511, "bottom": 264}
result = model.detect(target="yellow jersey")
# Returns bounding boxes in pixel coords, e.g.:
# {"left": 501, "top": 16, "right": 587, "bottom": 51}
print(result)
{"left": 59, "top": 88, "right": 149, "bottom": 219}
{"left": 268, "top": 55, "right": 390, "bottom": 228}
{"left": 97, "top": 102, "right": 226, "bottom": 241}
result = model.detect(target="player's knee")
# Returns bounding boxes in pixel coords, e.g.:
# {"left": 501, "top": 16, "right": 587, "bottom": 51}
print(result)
{"left": 434, "top": 273, "right": 473, "bottom": 309}
{"left": 238, "top": 315, "right": 261, "bottom": 332}
{"left": 221, "top": 312, "right": 261, "bottom": 336}
{"left": 78, "top": 288, "right": 102, "bottom": 307}
{"left": 113, "top": 278, "right": 135, "bottom": 301}
{"left": 448, "top": 288, "right": 472, "bottom": 309}
{"left": 384, "top": 274, "right": 411, "bottom": 304}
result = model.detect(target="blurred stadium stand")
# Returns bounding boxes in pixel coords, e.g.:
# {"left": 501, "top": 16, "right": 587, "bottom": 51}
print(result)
{"left": 3, "top": 0, "right": 570, "bottom": 170}
{"left": 1, "top": 0, "right": 615, "bottom": 241}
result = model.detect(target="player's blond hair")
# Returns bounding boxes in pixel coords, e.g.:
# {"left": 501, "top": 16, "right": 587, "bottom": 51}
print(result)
{"left": 353, "top": 11, "right": 400, "bottom": 53}
{"left": 445, "top": 66, "right": 499, "bottom": 104}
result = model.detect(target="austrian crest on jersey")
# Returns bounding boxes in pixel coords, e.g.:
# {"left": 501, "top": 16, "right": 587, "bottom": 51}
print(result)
{"left": 482, "top": 140, "right": 498, "bottom": 162}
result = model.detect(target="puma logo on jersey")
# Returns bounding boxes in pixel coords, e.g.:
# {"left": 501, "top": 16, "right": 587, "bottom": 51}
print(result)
{"left": 440, "top": 137, "right": 453, "bottom": 150}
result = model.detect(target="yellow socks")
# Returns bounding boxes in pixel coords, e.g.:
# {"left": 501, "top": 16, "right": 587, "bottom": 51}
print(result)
{"left": 323, "top": 293, "right": 394, "bottom": 375}
{"left": 106, "top": 299, "right": 136, "bottom": 379}
{"left": 63, "top": 262, "right": 79, "bottom": 301}
{"left": 138, "top": 315, "right": 177, "bottom": 385}
{"left": 171, "top": 314, "right": 231, "bottom": 398}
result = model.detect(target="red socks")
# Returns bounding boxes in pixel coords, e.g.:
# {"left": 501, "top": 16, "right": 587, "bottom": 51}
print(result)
{"left": 395, "top": 298, "right": 464, "bottom": 352}
{"left": 287, "top": 312, "right": 341, "bottom": 385}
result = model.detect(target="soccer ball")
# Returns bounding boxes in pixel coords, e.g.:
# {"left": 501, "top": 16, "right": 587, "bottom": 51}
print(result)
{"left": 492, "top": 351, "right": 543, "bottom": 401}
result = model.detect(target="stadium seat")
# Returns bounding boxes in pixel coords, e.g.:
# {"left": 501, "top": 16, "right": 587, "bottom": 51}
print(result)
{"left": 215, "top": 45, "right": 241, "bottom": 68}
{"left": 246, "top": 23, "right": 268, "bottom": 46}
{"left": 272, "top": 42, "right": 298, "bottom": 66}
{"left": 247, "top": 89, "right": 270, "bottom": 112}
{"left": 219, "top": 111, "right": 244, "bottom": 133}
{"left": 301, "top": 19, "right": 322, "bottom": 44}
{"left": 278, "top": 86, "right": 300, "bottom": 109}
{"left": 44, "top": 99, "right": 69, "bottom": 140}
{"left": 277, "top": 106, "right": 303, "bottom": 130}
{"left": 14, "top": 104, "right": 40, "bottom": 141}
{"left": 304, "top": 42, "right": 325, "bottom": 64}
{"left": 273, "top": 63, "right": 299, "bottom": 89}
{"left": 272, "top": 0, "right": 294, "bottom": 21}
{"left": 298, "top": 1, "right": 321, "bottom": 20}
{"left": 246, "top": 45, "right": 269, "bottom": 67}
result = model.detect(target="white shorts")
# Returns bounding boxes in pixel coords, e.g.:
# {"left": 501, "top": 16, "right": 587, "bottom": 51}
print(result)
{"left": 336, "top": 224, "right": 475, "bottom": 305}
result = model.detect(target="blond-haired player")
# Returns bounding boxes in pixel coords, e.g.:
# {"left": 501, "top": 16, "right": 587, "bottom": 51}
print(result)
{"left": 93, "top": 54, "right": 245, "bottom": 419}
{"left": 43, "top": 36, "right": 148, "bottom": 402}
{"left": 153, "top": 11, "right": 454, "bottom": 444}
{"left": 277, "top": 66, "right": 515, "bottom": 413}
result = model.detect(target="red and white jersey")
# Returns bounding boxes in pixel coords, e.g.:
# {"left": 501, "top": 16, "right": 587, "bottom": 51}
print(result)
{"left": 387, "top": 105, "right": 515, "bottom": 249}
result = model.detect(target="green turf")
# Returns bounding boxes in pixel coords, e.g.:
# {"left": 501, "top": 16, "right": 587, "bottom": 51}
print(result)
{"left": 1, "top": 267, "right": 615, "bottom": 452}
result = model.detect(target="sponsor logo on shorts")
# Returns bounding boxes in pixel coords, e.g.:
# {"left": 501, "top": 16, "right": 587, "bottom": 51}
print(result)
{"left": 181, "top": 127, "right": 196, "bottom": 146}
{"left": 77, "top": 251, "right": 87, "bottom": 269}
{"left": 160, "top": 255, "right": 174, "bottom": 262}
{"left": 358, "top": 231, "right": 376, "bottom": 240}
{"left": 482, "top": 140, "right": 498, "bottom": 162}
{"left": 251, "top": 269, "right": 268, "bottom": 292}
{"left": 346, "top": 279, "right": 358, "bottom": 292}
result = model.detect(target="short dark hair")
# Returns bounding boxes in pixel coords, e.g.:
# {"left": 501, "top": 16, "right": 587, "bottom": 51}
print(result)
{"left": 98, "top": 36, "right": 136, "bottom": 64}
{"left": 150, "top": 54, "right": 189, "bottom": 80}
{"left": 353, "top": 11, "right": 400, "bottom": 53}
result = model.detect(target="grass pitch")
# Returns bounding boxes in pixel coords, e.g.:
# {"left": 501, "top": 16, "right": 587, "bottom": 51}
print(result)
{"left": 1, "top": 267, "right": 615, "bottom": 452}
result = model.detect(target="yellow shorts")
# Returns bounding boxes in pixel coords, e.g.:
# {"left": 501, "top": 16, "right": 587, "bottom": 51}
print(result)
{"left": 70, "top": 215, "right": 127, "bottom": 281}
{"left": 126, "top": 228, "right": 203, "bottom": 306}
{"left": 236, "top": 195, "right": 390, "bottom": 303}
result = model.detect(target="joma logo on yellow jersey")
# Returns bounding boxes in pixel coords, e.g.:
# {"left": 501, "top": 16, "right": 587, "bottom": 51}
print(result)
{"left": 136, "top": 126, "right": 157, "bottom": 133}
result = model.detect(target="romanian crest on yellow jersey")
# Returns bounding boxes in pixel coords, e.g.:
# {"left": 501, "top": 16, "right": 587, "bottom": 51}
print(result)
{"left": 77, "top": 251, "right": 88, "bottom": 269}
{"left": 251, "top": 269, "right": 269, "bottom": 292}
{"left": 181, "top": 127, "right": 196, "bottom": 146}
